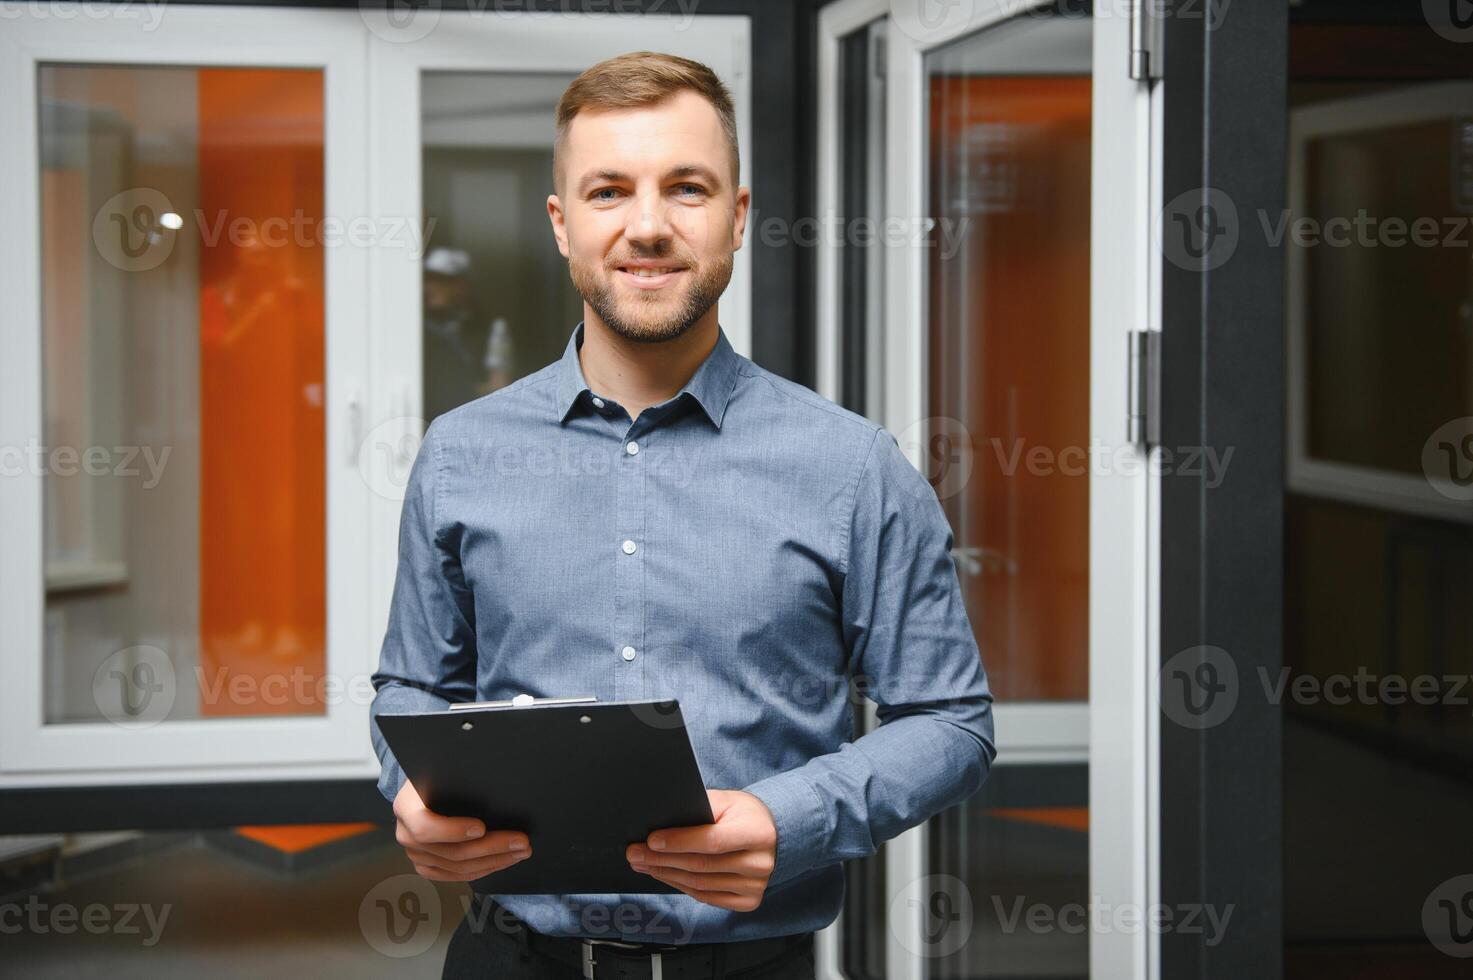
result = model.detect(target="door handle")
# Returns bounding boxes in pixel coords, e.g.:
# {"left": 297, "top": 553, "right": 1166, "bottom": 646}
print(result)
{"left": 950, "top": 546, "right": 1018, "bottom": 577}
{"left": 345, "top": 386, "right": 363, "bottom": 466}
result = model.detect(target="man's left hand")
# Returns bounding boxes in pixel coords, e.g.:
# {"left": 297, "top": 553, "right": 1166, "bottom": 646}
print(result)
{"left": 627, "top": 789, "right": 777, "bottom": 911}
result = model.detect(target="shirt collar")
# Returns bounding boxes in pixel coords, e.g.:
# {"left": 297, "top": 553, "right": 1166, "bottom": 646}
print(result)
{"left": 554, "top": 320, "right": 741, "bottom": 429}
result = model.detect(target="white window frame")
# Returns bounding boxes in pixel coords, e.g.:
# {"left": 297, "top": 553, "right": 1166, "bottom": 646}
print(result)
{"left": 0, "top": 7, "right": 374, "bottom": 787}
{"left": 1286, "top": 80, "right": 1473, "bottom": 526}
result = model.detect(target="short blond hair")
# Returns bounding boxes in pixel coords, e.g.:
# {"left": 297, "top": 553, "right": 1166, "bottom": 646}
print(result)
{"left": 553, "top": 50, "right": 739, "bottom": 194}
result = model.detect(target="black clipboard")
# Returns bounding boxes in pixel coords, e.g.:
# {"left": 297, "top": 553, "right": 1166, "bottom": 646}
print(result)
{"left": 375, "top": 697, "right": 714, "bottom": 894}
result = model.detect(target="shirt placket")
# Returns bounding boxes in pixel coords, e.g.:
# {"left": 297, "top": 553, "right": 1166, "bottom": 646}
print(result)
{"left": 613, "top": 416, "right": 648, "bottom": 703}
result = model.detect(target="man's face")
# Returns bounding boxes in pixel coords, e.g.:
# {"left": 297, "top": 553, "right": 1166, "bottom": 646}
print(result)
{"left": 547, "top": 89, "right": 749, "bottom": 344}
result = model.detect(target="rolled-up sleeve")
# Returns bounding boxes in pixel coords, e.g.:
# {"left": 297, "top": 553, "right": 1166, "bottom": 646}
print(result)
{"left": 744, "top": 427, "right": 996, "bottom": 889}
{"left": 369, "top": 420, "right": 478, "bottom": 804}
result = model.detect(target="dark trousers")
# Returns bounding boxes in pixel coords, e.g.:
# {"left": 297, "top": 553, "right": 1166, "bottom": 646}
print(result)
{"left": 441, "top": 898, "right": 817, "bottom": 980}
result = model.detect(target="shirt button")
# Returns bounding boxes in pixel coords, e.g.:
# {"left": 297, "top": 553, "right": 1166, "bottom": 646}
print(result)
{"left": 625, "top": 441, "right": 639, "bottom": 456}
{"left": 621, "top": 539, "right": 637, "bottom": 555}
{"left": 621, "top": 646, "right": 637, "bottom": 661}
{"left": 592, "top": 397, "right": 605, "bottom": 409}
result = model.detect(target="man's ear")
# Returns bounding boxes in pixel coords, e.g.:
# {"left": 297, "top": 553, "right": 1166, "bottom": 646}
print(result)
{"left": 547, "top": 193, "right": 570, "bottom": 258}
{"left": 730, "top": 185, "right": 751, "bottom": 252}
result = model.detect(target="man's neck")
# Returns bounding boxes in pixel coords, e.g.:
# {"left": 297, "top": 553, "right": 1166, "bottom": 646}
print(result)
{"left": 577, "top": 313, "right": 719, "bottom": 421}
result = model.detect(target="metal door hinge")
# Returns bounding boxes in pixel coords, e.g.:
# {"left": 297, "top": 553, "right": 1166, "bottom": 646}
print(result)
{"left": 1130, "top": 0, "right": 1164, "bottom": 80}
{"left": 1128, "top": 330, "right": 1161, "bottom": 449}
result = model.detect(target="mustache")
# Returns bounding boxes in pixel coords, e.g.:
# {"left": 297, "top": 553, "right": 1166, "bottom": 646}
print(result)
{"left": 606, "top": 253, "right": 694, "bottom": 268}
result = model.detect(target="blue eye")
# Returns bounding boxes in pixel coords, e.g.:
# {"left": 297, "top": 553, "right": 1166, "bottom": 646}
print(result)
{"left": 676, "top": 184, "right": 702, "bottom": 196}
{"left": 593, "top": 188, "right": 620, "bottom": 202}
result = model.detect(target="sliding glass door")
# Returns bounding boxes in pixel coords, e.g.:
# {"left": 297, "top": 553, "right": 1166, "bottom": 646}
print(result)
{"left": 819, "top": 2, "right": 1161, "bottom": 976}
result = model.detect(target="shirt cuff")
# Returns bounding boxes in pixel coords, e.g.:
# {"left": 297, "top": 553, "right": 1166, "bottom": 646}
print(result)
{"left": 742, "top": 769, "right": 827, "bottom": 890}
{"left": 377, "top": 759, "right": 408, "bottom": 805}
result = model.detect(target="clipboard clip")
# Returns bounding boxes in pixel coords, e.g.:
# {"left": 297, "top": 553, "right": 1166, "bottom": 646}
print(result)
{"left": 448, "top": 694, "right": 599, "bottom": 711}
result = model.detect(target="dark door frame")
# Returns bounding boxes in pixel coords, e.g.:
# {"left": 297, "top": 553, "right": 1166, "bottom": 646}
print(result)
{"left": 1158, "top": 1, "right": 1287, "bottom": 978}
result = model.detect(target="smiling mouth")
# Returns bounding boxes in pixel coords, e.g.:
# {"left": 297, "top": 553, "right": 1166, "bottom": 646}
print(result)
{"left": 615, "top": 264, "right": 688, "bottom": 288}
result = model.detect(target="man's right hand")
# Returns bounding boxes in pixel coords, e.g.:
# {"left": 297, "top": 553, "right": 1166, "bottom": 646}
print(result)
{"left": 393, "top": 780, "right": 533, "bottom": 882}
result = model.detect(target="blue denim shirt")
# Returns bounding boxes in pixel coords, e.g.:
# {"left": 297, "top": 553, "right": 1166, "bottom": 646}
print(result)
{"left": 369, "top": 321, "right": 995, "bottom": 943}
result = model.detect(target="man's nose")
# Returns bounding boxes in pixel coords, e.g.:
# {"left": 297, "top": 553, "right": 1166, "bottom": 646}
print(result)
{"left": 623, "top": 190, "right": 676, "bottom": 247}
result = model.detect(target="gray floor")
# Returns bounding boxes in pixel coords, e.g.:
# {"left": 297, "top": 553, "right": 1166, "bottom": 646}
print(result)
{"left": 2, "top": 833, "right": 469, "bottom": 978}
{"left": 6, "top": 718, "right": 1470, "bottom": 978}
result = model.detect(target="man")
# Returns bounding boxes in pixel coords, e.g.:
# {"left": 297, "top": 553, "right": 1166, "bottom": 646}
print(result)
{"left": 421, "top": 247, "right": 499, "bottom": 421}
{"left": 370, "top": 51, "right": 996, "bottom": 980}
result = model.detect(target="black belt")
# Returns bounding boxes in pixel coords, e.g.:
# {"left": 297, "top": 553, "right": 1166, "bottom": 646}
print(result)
{"left": 477, "top": 896, "right": 813, "bottom": 980}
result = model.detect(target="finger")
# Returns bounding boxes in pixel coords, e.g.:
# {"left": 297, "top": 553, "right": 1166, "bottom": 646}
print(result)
{"left": 405, "top": 843, "right": 530, "bottom": 871}
{"left": 642, "top": 866, "right": 758, "bottom": 897}
{"left": 630, "top": 848, "right": 765, "bottom": 877}
{"left": 408, "top": 847, "right": 530, "bottom": 879}
{"left": 648, "top": 871, "right": 762, "bottom": 912}
{"left": 412, "top": 862, "right": 467, "bottom": 881}
{"left": 402, "top": 827, "right": 530, "bottom": 861}
{"left": 402, "top": 807, "right": 488, "bottom": 844}
{"left": 647, "top": 825, "right": 730, "bottom": 855}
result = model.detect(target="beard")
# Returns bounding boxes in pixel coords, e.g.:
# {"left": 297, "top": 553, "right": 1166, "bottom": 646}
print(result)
{"left": 568, "top": 244, "right": 732, "bottom": 344}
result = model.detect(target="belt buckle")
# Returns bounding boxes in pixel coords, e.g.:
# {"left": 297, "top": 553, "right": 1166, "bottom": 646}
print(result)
{"left": 581, "top": 938, "right": 663, "bottom": 980}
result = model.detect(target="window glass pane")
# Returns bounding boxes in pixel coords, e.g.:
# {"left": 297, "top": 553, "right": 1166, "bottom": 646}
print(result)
{"left": 926, "top": 15, "right": 1091, "bottom": 703}
{"left": 929, "top": 767, "right": 1088, "bottom": 979}
{"left": 923, "top": 14, "right": 1091, "bottom": 977}
{"left": 40, "top": 65, "right": 327, "bottom": 723}
{"left": 420, "top": 71, "right": 583, "bottom": 422}
{"left": 1303, "top": 102, "right": 1473, "bottom": 475}
{"left": 1285, "top": 70, "right": 1473, "bottom": 973}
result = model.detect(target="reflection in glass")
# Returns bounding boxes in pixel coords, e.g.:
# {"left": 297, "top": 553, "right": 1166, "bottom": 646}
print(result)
{"left": 420, "top": 72, "right": 584, "bottom": 422}
{"left": 1284, "top": 76, "right": 1473, "bottom": 969}
{"left": 40, "top": 65, "right": 327, "bottom": 723}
